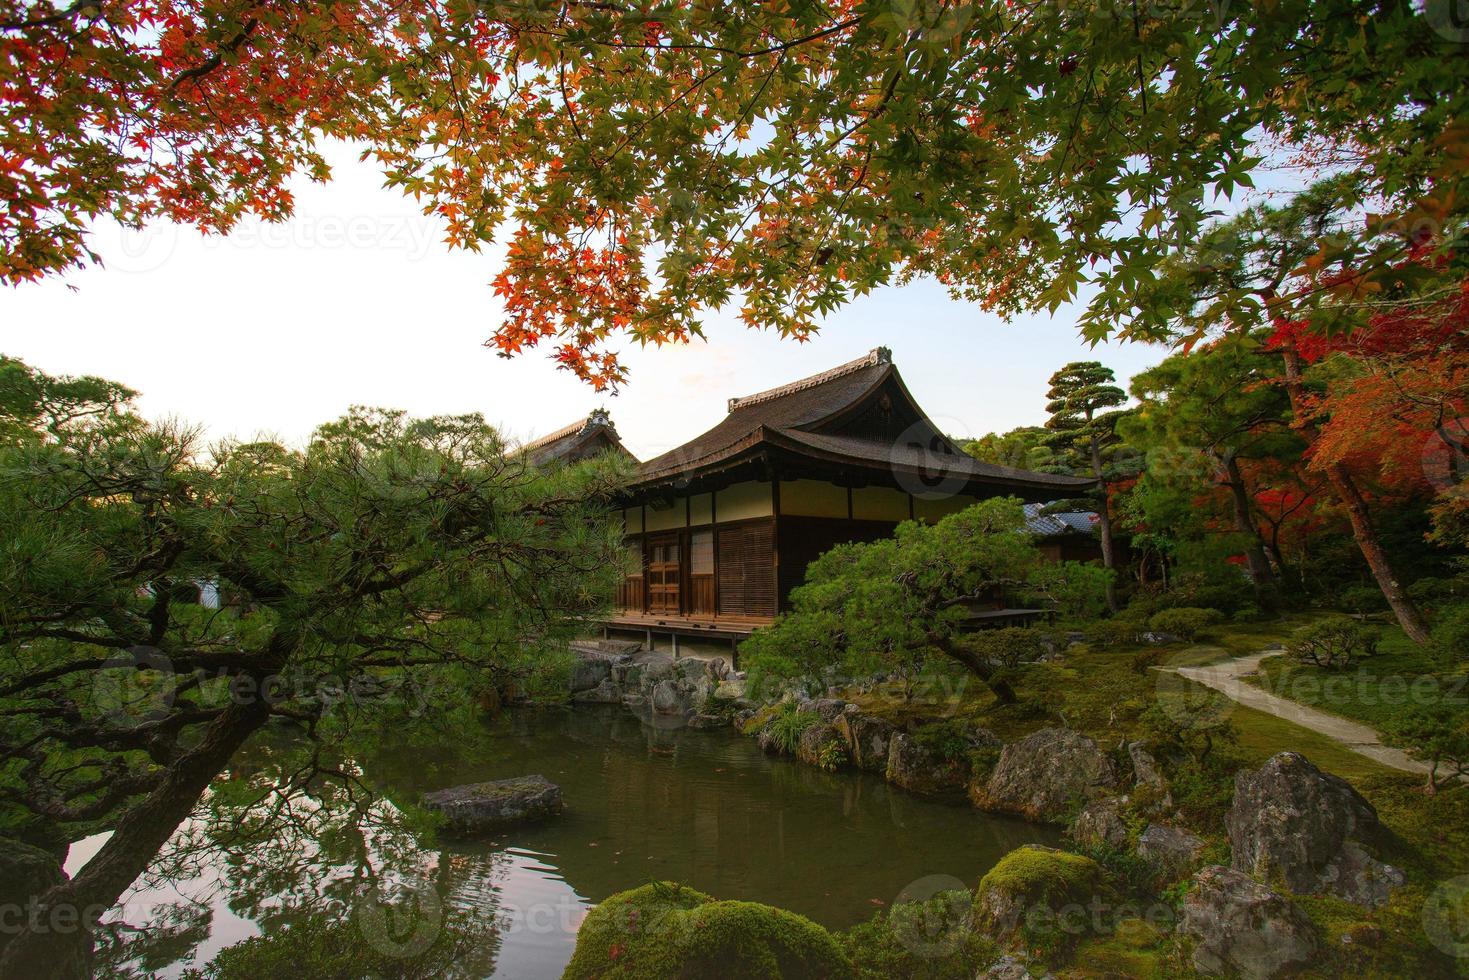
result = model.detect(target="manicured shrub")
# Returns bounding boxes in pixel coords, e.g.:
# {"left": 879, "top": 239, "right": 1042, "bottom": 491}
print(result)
{"left": 1340, "top": 584, "right": 1389, "bottom": 615}
{"left": 1287, "top": 617, "right": 1379, "bottom": 670}
{"left": 967, "top": 627, "right": 1054, "bottom": 669}
{"left": 1086, "top": 616, "right": 1146, "bottom": 649}
{"left": 1231, "top": 603, "right": 1267, "bottom": 623}
{"left": 564, "top": 882, "right": 854, "bottom": 979}
{"left": 1385, "top": 705, "right": 1469, "bottom": 794}
{"left": 1146, "top": 607, "right": 1224, "bottom": 641}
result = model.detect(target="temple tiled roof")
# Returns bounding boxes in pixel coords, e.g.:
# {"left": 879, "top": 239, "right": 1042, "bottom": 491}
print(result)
{"left": 522, "top": 409, "right": 635, "bottom": 467}
{"left": 1023, "top": 502, "right": 1101, "bottom": 537}
{"left": 632, "top": 349, "right": 1094, "bottom": 499}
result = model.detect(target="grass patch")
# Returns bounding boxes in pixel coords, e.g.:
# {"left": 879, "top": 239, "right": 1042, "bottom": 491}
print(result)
{"left": 1249, "top": 624, "right": 1468, "bottom": 734}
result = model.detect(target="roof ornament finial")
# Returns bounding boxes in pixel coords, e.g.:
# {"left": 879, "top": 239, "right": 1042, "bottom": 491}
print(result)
{"left": 586, "top": 407, "right": 612, "bottom": 430}
{"left": 874, "top": 346, "right": 892, "bottom": 364}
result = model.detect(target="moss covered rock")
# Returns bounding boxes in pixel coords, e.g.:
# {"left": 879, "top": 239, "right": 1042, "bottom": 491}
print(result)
{"left": 420, "top": 774, "right": 563, "bottom": 834}
{"left": 972, "top": 846, "right": 1107, "bottom": 952}
{"left": 564, "top": 882, "right": 854, "bottom": 979}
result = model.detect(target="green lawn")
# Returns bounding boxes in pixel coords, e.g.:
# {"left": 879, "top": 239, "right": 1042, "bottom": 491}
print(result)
{"left": 1249, "top": 623, "right": 1468, "bottom": 734}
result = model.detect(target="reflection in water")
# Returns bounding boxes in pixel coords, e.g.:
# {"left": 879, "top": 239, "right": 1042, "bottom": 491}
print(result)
{"left": 90, "top": 705, "right": 1057, "bottom": 978}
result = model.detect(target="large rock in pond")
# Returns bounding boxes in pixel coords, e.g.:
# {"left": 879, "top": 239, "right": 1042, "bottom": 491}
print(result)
{"left": 1226, "top": 752, "right": 1404, "bottom": 907}
{"left": 970, "top": 728, "right": 1118, "bottom": 823}
{"left": 1180, "top": 866, "right": 1318, "bottom": 979}
{"left": 885, "top": 732, "right": 969, "bottom": 796}
{"left": 651, "top": 679, "right": 692, "bottom": 717}
{"left": 832, "top": 712, "right": 898, "bottom": 773}
{"left": 971, "top": 845, "right": 1106, "bottom": 948}
{"left": 796, "top": 723, "right": 848, "bottom": 770}
{"left": 569, "top": 655, "right": 612, "bottom": 693}
{"left": 421, "top": 775, "right": 563, "bottom": 834}
{"left": 564, "top": 882, "right": 853, "bottom": 979}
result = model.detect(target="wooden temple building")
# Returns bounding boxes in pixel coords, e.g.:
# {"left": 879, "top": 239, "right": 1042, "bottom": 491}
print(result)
{"left": 528, "top": 349, "right": 1095, "bottom": 651}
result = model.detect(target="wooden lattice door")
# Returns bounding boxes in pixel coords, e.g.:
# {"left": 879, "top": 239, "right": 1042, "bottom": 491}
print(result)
{"left": 646, "top": 535, "right": 682, "bottom": 615}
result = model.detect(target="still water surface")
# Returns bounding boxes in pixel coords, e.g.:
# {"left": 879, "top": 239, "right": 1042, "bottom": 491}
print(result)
{"left": 74, "top": 705, "right": 1057, "bottom": 977}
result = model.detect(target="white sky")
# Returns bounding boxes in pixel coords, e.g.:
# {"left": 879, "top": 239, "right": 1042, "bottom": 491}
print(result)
{"left": 1, "top": 143, "right": 1167, "bottom": 461}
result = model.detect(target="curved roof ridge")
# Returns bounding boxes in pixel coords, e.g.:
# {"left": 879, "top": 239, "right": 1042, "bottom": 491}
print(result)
{"left": 521, "top": 409, "right": 613, "bottom": 453}
{"left": 727, "top": 347, "right": 891, "bottom": 413}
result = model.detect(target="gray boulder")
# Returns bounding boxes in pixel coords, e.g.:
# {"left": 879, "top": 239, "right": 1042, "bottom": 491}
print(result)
{"left": 886, "top": 732, "right": 975, "bottom": 795}
{"left": 1069, "top": 797, "right": 1129, "bottom": 851}
{"left": 651, "top": 679, "right": 691, "bottom": 716}
{"left": 833, "top": 712, "right": 899, "bottom": 772}
{"left": 1227, "top": 752, "right": 1404, "bottom": 907}
{"left": 978, "top": 954, "right": 1035, "bottom": 979}
{"left": 686, "top": 713, "right": 726, "bottom": 731}
{"left": 810, "top": 698, "right": 848, "bottom": 722}
{"left": 971, "top": 728, "right": 1118, "bottom": 822}
{"left": 1137, "top": 823, "right": 1206, "bottom": 883}
{"left": 1180, "top": 866, "right": 1318, "bottom": 978}
{"left": 422, "top": 775, "right": 563, "bottom": 833}
{"left": 571, "top": 677, "right": 622, "bottom": 704}
{"left": 797, "top": 722, "right": 848, "bottom": 770}
{"left": 569, "top": 656, "right": 611, "bottom": 693}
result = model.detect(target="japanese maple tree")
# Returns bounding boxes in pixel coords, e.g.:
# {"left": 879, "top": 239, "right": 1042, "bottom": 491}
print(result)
{"left": 3, "top": 1, "right": 1467, "bottom": 385}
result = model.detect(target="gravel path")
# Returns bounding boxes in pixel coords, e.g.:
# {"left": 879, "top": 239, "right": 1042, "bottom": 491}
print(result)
{"left": 1167, "top": 651, "right": 1429, "bottom": 776}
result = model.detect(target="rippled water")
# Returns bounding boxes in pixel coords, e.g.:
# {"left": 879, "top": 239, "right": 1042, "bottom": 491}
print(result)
{"left": 76, "top": 705, "right": 1058, "bottom": 978}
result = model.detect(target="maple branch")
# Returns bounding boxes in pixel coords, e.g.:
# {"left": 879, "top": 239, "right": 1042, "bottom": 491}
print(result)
{"left": 170, "top": 18, "right": 260, "bottom": 91}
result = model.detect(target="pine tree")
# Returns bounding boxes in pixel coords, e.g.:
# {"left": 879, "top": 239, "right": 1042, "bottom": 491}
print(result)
{"left": 1042, "top": 362, "right": 1131, "bottom": 611}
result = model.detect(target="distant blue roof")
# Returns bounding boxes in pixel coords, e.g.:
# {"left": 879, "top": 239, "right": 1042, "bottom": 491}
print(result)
{"left": 1023, "top": 502, "right": 1100, "bottom": 537}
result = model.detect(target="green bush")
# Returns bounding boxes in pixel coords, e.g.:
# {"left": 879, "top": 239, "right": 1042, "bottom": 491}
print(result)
{"left": 1086, "top": 616, "right": 1145, "bottom": 649}
{"left": 1146, "top": 607, "right": 1224, "bottom": 641}
{"left": 1287, "top": 617, "right": 1379, "bottom": 670}
{"left": 1340, "top": 584, "right": 1389, "bottom": 615}
{"left": 838, "top": 892, "right": 999, "bottom": 980}
{"left": 911, "top": 719, "right": 974, "bottom": 763}
{"left": 1431, "top": 604, "right": 1469, "bottom": 661}
{"left": 564, "top": 882, "right": 854, "bottom": 979}
{"left": 967, "top": 627, "right": 1054, "bottom": 669}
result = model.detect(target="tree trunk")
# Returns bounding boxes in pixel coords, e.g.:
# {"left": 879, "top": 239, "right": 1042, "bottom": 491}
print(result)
{"left": 1089, "top": 433, "right": 1120, "bottom": 612}
{"left": 1219, "top": 452, "right": 1278, "bottom": 606}
{"left": 1277, "top": 345, "right": 1431, "bottom": 643}
{"left": 0, "top": 696, "right": 271, "bottom": 976}
{"left": 1323, "top": 461, "right": 1432, "bottom": 643}
{"left": 931, "top": 633, "right": 1018, "bottom": 704}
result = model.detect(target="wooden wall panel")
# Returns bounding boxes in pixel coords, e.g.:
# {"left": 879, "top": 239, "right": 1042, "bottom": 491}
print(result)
{"left": 717, "top": 519, "right": 776, "bottom": 617}
{"left": 776, "top": 516, "right": 899, "bottom": 609}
